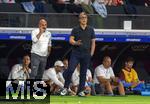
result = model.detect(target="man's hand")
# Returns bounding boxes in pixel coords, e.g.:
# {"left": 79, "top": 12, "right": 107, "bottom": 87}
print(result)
{"left": 74, "top": 40, "right": 82, "bottom": 46}
{"left": 131, "top": 81, "right": 139, "bottom": 87}
{"left": 22, "top": 65, "right": 29, "bottom": 73}
{"left": 39, "top": 26, "right": 46, "bottom": 34}
{"left": 36, "top": 26, "right": 46, "bottom": 39}
{"left": 48, "top": 46, "right": 51, "bottom": 56}
{"left": 112, "top": 77, "right": 119, "bottom": 82}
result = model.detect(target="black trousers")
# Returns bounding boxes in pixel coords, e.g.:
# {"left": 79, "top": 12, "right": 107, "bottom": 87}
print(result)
{"left": 64, "top": 51, "right": 91, "bottom": 93}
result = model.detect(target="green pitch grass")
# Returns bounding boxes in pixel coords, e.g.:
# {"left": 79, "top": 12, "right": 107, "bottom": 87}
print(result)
{"left": 50, "top": 95, "right": 150, "bottom": 104}
{"left": 0, "top": 95, "right": 150, "bottom": 104}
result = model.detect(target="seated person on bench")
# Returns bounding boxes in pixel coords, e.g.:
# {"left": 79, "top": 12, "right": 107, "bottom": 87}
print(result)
{"left": 119, "top": 57, "right": 145, "bottom": 92}
{"left": 94, "top": 56, "right": 125, "bottom": 96}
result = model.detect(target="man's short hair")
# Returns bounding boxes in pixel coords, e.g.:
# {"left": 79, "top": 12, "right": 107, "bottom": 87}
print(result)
{"left": 78, "top": 12, "right": 88, "bottom": 18}
{"left": 103, "top": 56, "right": 111, "bottom": 61}
{"left": 22, "top": 54, "right": 30, "bottom": 58}
{"left": 125, "top": 57, "right": 134, "bottom": 62}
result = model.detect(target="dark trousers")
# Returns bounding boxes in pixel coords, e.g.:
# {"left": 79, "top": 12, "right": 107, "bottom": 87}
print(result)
{"left": 30, "top": 53, "right": 47, "bottom": 80}
{"left": 64, "top": 51, "right": 91, "bottom": 93}
{"left": 95, "top": 84, "right": 105, "bottom": 95}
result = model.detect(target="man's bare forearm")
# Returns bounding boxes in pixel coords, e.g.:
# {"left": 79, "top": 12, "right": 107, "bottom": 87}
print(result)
{"left": 91, "top": 39, "right": 95, "bottom": 56}
{"left": 97, "top": 76, "right": 111, "bottom": 83}
{"left": 36, "top": 32, "right": 42, "bottom": 40}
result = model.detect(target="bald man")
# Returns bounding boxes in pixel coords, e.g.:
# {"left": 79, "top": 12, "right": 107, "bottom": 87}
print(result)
{"left": 94, "top": 56, "right": 125, "bottom": 96}
{"left": 30, "top": 18, "right": 52, "bottom": 80}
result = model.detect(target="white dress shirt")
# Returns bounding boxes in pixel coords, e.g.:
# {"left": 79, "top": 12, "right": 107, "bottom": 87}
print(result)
{"left": 8, "top": 64, "right": 31, "bottom": 80}
{"left": 31, "top": 29, "right": 52, "bottom": 56}
{"left": 94, "top": 64, "right": 115, "bottom": 84}
{"left": 6, "top": 64, "right": 31, "bottom": 87}
{"left": 42, "top": 68, "right": 64, "bottom": 88}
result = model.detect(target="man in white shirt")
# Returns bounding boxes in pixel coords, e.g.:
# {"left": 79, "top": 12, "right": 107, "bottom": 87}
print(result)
{"left": 6, "top": 54, "right": 31, "bottom": 89}
{"left": 94, "top": 56, "right": 125, "bottom": 95}
{"left": 42, "top": 60, "right": 65, "bottom": 94}
{"left": 30, "top": 18, "right": 52, "bottom": 80}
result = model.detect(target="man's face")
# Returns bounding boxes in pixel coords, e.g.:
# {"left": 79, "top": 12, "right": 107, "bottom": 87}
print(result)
{"left": 125, "top": 61, "right": 134, "bottom": 69}
{"left": 79, "top": 13, "right": 88, "bottom": 25}
{"left": 39, "top": 19, "right": 47, "bottom": 31}
{"left": 23, "top": 55, "right": 30, "bottom": 66}
{"left": 63, "top": 60, "right": 68, "bottom": 69}
{"left": 103, "top": 58, "right": 111, "bottom": 69}
{"left": 56, "top": 66, "right": 64, "bottom": 72}
{"left": 76, "top": 64, "right": 80, "bottom": 71}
